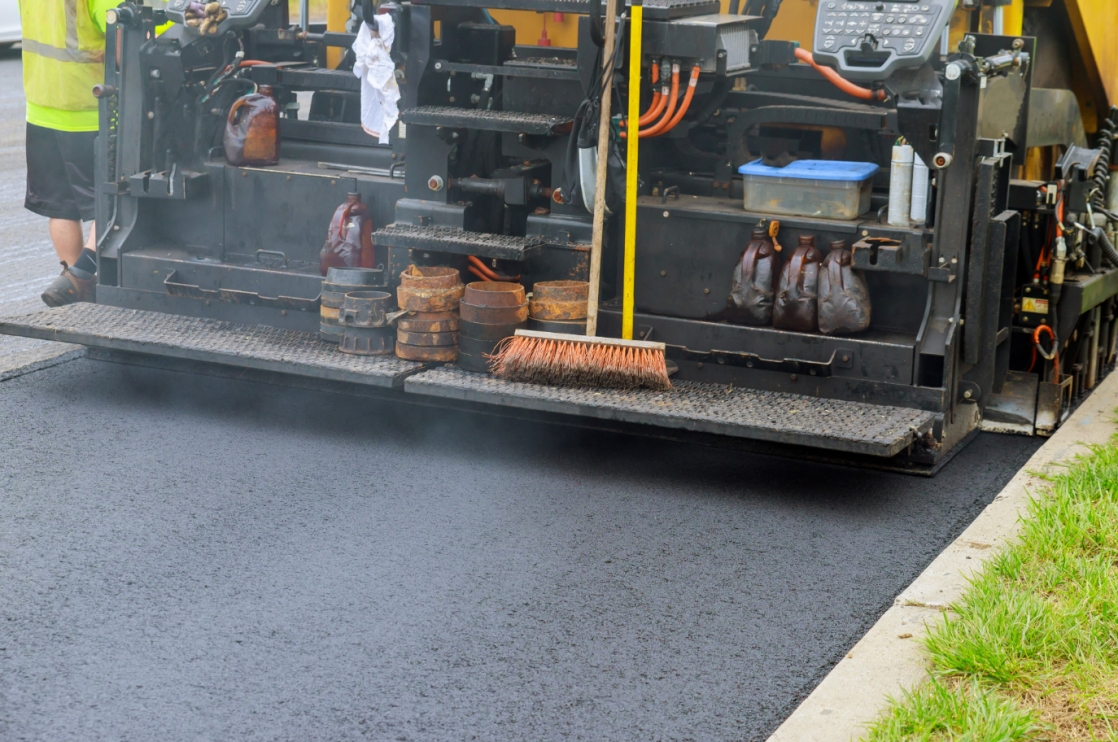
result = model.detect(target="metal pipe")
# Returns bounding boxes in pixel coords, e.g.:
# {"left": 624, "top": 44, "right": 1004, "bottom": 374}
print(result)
{"left": 299, "top": 0, "right": 309, "bottom": 32}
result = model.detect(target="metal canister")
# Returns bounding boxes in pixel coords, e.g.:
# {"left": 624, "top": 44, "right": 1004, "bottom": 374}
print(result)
{"left": 464, "top": 281, "right": 526, "bottom": 307}
{"left": 340, "top": 290, "right": 394, "bottom": 328}
{"left": 400, "top": 265, "right": 462, "bottom": 289}
{"left": 528, "top": 318, "right": 587, "bottom": 335}
{"left": 528, "top": 280, "right": 589, "bottom": 321}
{"left": 459, "top": 319, "right": 527, "bottom": 342}
{"left": 396, "top": 311, "right": 459, "bottom": 334}
{"left": 340, "top": 325, "right": 395, "bottom": 355}
{"left": 395, "top": 342, "right": 458, "bottom": 362}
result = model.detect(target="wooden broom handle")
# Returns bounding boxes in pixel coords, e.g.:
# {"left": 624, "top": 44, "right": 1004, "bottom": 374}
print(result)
{"left": 585, "top": 0, "right": 619, "bottom": 337}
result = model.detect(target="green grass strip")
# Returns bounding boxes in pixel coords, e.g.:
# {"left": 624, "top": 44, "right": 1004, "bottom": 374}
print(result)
{"left": 863, "top": 435, "right": 1118, "bottom": 741}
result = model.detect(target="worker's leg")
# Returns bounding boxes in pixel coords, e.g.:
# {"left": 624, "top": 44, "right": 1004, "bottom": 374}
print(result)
{"left": 26, "top": 123, "right": 99, "bottom": 306}
{"left": 48, "top": 218, "right": 85, "bottom": 266}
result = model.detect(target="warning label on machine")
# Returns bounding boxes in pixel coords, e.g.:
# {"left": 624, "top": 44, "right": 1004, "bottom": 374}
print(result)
{"left": 1022, "top": 297, "right": 1049, "bottom": 314}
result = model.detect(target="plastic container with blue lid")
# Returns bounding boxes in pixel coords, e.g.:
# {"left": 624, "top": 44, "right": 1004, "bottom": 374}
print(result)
{"left": 738, "top": 159, "right": 880, "bottom": 220}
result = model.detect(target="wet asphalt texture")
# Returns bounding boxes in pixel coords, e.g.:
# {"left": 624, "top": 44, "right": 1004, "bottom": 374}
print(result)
{"left": 0, "top": 356, "right": 1043, "bottom": 741}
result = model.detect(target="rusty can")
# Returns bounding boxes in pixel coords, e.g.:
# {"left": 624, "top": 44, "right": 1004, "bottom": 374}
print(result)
{"left": 400, "top": 265, "right": 462, "bottom": 289}
{"left": 464, "top": 281, "right": 526, "bottom": 307}
{"left": 459, "top": 301, "right": 528, "bottom": 324}
{"left": 397, "top": 284, "right": 464, "bottom": 312}
{"left": 533, "top": 280, "right": 589, "bottom": 302}
{"left": 396, "top": 330, "right": 458, "bottom": 347}
{"left": 339, "top": 325, "right": 394, "bottom": 355}
{"left": 528, "top": 298, "right": 588, "bottom": 321}
{"left": 395, "top": 341, "right": 458, "bottom": 362}
{"left": 341, "top": 290, "right": 394, "bottom": 328}
{"left": 459, "top": 319, "right": 526, "bottom": 342}
{"left": 396, "top": 311, "right": 459, "bottom": 334}
{"left": 528, "top": 318, "right": 587, "bottom": 335}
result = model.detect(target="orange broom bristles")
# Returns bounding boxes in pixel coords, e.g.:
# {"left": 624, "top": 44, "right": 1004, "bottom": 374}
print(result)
{"left": 487, "top": 331, "right": 671, "bottom": 391}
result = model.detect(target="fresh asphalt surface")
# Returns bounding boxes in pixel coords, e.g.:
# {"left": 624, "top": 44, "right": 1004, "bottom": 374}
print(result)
{"left": 0, "top": 53, "right": 1044, "bottom": 741}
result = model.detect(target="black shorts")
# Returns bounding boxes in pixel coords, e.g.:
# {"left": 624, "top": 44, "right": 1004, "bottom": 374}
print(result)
{"left": 24, "top": 122, "right": 97, "bottom": 223}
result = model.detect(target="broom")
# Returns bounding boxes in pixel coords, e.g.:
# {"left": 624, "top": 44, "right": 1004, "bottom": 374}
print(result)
{"left": 489, "top": 0, "right": 670, "bottom": 391}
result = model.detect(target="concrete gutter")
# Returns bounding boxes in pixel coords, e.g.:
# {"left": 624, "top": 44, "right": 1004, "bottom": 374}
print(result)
{"left": 768, "top": 372, "right": 1118, "bottom": 742}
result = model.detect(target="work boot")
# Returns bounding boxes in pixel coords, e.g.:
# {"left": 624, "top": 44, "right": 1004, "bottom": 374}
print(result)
{"left": 41, "top": 262, "right": 96, "bottom": 308}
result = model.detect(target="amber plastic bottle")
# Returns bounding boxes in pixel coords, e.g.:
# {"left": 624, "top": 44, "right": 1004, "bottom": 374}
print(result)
{"left": 818, "top": 239, "right": 872, "bottom": 334}
{"left": 728, "top": 227, "right": 780, "bottom": 325}
{"left": 773, "top": 235, "right": 823, "bottom": 332}
{"left": 223, "top": 85, "right": 279, "bottom": 167}
{"left": 320, "top": 192, "right": 377, "bottom": 276}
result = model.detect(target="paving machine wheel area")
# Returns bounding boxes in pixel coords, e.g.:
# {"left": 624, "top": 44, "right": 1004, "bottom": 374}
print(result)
{"left": 3, "top": 0, "right": 1116, "bottom": 475}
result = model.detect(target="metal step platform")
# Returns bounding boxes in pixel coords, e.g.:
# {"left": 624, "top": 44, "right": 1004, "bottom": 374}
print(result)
{"left": 400, "top": 106, "right": 574, "bottom": 135}
{"left": 405, "top": 367, "right": 934, "bottom": 457}
{"left": 0, "top": 305, "right": 935, "bottom": 460}
{"left": 375, "top": 224, "right": 544, "bottom": 260}
{"left": 0, "top": 305, "right": 422, "bottom": 389}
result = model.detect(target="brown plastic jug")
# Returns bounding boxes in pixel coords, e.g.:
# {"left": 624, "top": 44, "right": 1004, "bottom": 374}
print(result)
{"left": 773, "top": 235, "right": 822, "bottom": 332}
{"left": 223, "top": 85, "right": 279, "bottom": 167}
{"left": 320, "top": 192, "right": 376, "bottom": 276}
{"left": 727, "top": 228, "right": 779, "bottom": 325}
{"left": 818, "top": 239, "right": 872, "bottom": 335}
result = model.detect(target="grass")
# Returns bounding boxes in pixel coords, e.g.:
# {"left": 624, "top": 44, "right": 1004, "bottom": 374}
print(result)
{"left": 863, "top": 435, "right": 1118, "bottom": 742}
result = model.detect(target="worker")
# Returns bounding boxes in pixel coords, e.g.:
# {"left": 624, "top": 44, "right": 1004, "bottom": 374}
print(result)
{"left": 20, "top": 0, "right": 120, "bottom": 307}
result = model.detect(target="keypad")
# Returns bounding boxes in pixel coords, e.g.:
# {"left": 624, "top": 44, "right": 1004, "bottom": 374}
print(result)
{"left": 818, "top": 2, "right": 940, "bottom": 57}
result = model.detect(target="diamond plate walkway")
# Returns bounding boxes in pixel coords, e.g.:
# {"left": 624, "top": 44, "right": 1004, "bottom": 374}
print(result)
{"left": 0, "top": 302, "right": 934, "bottom": 457}
{"left": 406, "top": 366, "right": 935, "bottom": 457}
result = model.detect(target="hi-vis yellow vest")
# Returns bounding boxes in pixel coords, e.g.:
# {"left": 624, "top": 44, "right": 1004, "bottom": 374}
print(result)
{"left": 20, "top": 0, "right": 119, "bottom": 132}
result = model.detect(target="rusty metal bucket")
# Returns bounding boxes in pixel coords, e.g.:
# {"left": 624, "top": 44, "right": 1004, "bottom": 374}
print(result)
{"left": 464, "top": 281, "right": 526, "bottom": 307}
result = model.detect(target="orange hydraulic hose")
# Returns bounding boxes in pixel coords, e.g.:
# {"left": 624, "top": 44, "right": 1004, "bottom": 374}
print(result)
{"left": 468, "top": 265, "right": 493, "bottom": 282}
{"left": 650, "top": 65, "right": 700, "bottom": 136}
{"left": 638, "top": 63, "right": 663, "bottom": 126}
{"left": 468, "top": 255, "right": 501, "bottom": 280}
{"left": 623, "top": 63, "right": 679, "bottom": 139}
{"left": 638, "top": 85, "right": 668, "bottom": 126}
{"left": 793, "top": 47, "right": 885, "bottom": 102}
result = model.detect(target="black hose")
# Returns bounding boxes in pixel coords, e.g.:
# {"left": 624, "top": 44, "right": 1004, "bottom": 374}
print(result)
{"left": 1091, "top": 226, "right": 1118, "bottom": 267}
{"left": 1092, "top": 105, "right": 1118, "bottom": 211}
{"left": 687, "top": 77, "right": 733, "bottom": 131}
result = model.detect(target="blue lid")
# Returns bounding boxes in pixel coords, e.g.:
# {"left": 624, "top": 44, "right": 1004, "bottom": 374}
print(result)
{"left": 737, "top": 159, "right": 880, "bottom": 182}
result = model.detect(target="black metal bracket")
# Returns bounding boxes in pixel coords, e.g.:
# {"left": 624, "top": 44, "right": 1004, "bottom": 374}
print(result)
{"left": 666, "top": 345, "right": 854, "bottom": 377}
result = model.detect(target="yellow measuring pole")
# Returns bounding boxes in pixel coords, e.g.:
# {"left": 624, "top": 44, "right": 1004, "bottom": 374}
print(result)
{"left": 327, "top": 0, "right": 350, "bottom": 69}
{"left": 622, "top": 0, "right": 643, "bottom": 341}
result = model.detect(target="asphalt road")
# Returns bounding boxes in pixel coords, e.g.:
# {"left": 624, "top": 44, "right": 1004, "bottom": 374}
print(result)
{"left": 0, "top": 50, "right": 1044, "bottom": 742}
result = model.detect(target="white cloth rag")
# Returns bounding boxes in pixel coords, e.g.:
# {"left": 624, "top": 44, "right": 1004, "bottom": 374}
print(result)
{"left": 352, "top": 15, "right": 401, "bottom": 144}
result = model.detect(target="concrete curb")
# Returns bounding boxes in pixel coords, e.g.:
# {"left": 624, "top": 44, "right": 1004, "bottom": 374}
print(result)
{"left": 767, "top": 373, "right": 1118, "bottom": 742}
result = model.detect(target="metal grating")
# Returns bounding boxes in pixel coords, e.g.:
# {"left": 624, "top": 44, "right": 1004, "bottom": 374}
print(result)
{"left": 405, "top": 366, "right": 935, "bottom": 457}
{"left": 400, "top": 106, "right": 574, "bottom": 135}
{"left": 375, "top": 224, "right": 544, "bottom": 261}
{"left": 635, "top": 0, "right": 721, "bottom": 18}
{"left": 0, "top": 304, "right": 423, "bottom": 388}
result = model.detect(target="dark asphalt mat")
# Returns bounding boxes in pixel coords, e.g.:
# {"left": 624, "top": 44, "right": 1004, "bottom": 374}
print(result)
{"left": 0, "top": 358, "right": 1042, "bottom": 741}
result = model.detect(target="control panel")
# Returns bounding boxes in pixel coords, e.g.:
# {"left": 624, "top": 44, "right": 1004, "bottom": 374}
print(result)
{"left": 812, "top": 0, "right": 955, "bottom": 82}
{"left": 164, "top": 0, "right": 273, "bottom": 34}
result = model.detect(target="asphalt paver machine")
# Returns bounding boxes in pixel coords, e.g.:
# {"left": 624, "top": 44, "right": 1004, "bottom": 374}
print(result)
{"left": 3, "top": 0, "right": 1116, "bottom": 474}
